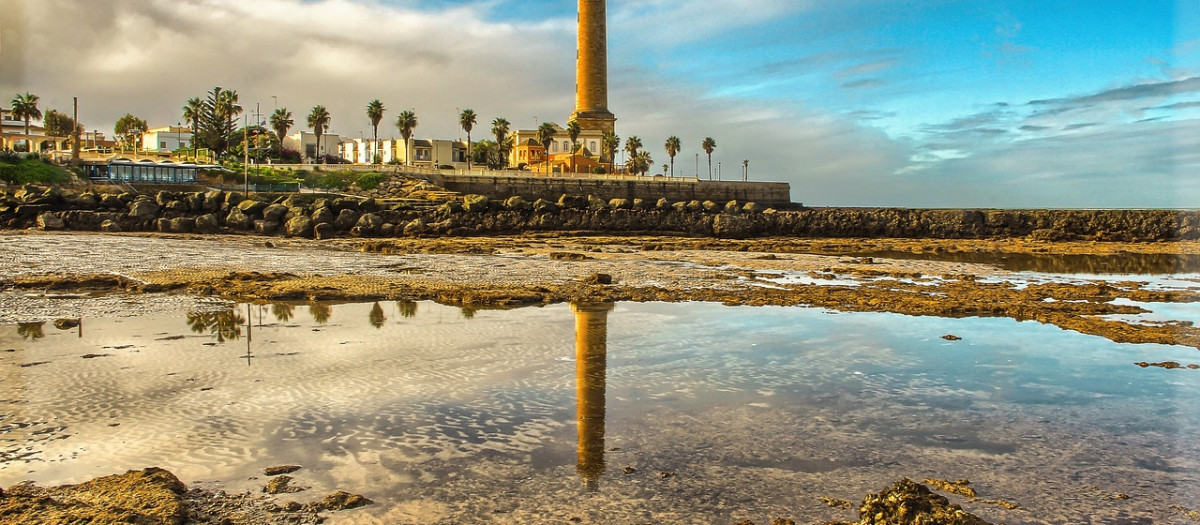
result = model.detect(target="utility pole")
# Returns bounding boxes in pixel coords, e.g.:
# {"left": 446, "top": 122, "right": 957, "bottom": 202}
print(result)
{"left": 743, "top": 159, "right": 749, "bottom": 181}
{"left": 71, "top": 97, "right": 80, "bottom": 162}
{"left": 243, "top": 115, "right": 249, "bottom": 194}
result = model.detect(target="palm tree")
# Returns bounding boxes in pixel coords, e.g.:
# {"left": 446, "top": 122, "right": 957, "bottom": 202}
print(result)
{"left": 10, "top": 92, "right": 41, "bottom": 152}
{"left": 624, "top": 135, "right": 642, "bottom": 174}
{"left": 182, "top": 97, "right": 203, "bottom": 157}
{"left": 566, "top": 119, "right": 581, "bottom": 173}
{"left": 702, "top": 137, "right": 717, "bottom": 180}
{"left": 664, "top": 136, "right": 681, "bottom": 178}
{"left": 535, "top": 122, "right": 557, "bottom": 175}
{"left": 396, "top": 110, "right": 418, "bottom": 166}
{"left": 491, "top": 117, "right": 511, "bottom": 168}
{"left": 366, "top": 99, "right": 385, "bottom": 164}
{"left": 459, "top": 109, "right": 477, "bottom": 170}
{"left": 307, "top": 105, "right": 331, "bottom": 163}
{"left": 601, "top": 130, "right": 619, "bottom": 174}
{"left": 627, "top": 151, "right": 653, "bottom": 176}
{"left": 270, "top": 108, "right": 293, "bottom": 152}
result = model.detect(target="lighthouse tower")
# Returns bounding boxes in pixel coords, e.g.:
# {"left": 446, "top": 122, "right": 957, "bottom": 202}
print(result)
{"left": 572, "top": 0, "right": 617, "bottom": 134}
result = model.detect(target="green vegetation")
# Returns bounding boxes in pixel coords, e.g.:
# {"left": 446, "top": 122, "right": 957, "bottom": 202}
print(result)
{"left": 702, "top": 137, "right": 717, "bottom": 180}
{"left": 491, "top": 117, "right": 511, "bottom": 167}
{"left": 0, "top": 154, "right": 74, "bottom": 185}
{"left": 459, "top": 108, "right": 476, "bottom": 170}
{"left": 664, "top": 136, "right": 681, "bottom": 177}
{"left": 207, "top": 166, "right": 387, "bottom": 191}
{"left": 367, "top": 100, "right": 385, "bottom": 165}
{"left": 535, "top": 122, "right": 557, "bottom": 174}
{"left": 396, "top": 110, "right": 418, "bottom": 166}
{"left": 114, "top": 113, "right": 148, "bottom": 149}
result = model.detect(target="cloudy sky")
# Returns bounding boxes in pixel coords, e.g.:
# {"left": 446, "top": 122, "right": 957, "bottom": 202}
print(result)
{"left": 2, "top": 0, "right": 1197, "bottom": 207}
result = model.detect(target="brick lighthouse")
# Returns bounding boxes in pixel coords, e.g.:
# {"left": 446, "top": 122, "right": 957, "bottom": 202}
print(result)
{"left": 571, "top": 0, "right": 617, "bottom": 134}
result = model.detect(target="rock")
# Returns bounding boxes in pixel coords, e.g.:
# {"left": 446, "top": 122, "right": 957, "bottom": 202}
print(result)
{"left": 313, "top": 222, "right": 336, "bottom": 240}
{"left": 164, "top": 200, "right": 189, "bottom": 214}
{"left": 100, "top": 194, "right": 125, "bottom": 209}
{"left": 236, "top": 198, "right": 267, "bottom": 216}
{"left": 36, "top": 212, "right": 65, "bottom": 230}
{"left": 587, "top": 195, "right": 608, "bottom": 210}
{"left": 671, "top": 201, "right": 688, "bottom": 212}
{"left": 504, "top": 195, "right": 529, "bottom": 211}
{"left": 154, "top": 191, "right": 176, "bottom": 207}
{"left": 532, "top": 198, "right": 558, "bottom": 213}
{"left": 655, "top": 197, "right": 671, "bottom": 210}
{"left": 100, "top": 219, "right": 122, "bottom": 232}
{"left": 632, "top": 198, "right": 648, "bottom": 210}
{"left": 254, "top": 220, "right": 280, "bottom": 234}
{"left": 319, "top": 491, "right": 373, "bottom": 511}
{"left": 403, "top": 219, "right": 425, "bottom": 236}
{"left": 224, "top": 207, "right": 253, "bottom": 230}
{"left": 558, "top": 194, "right": 587, "bottom": 209}
{"left": 742, "top": 202, "right": 762, "bottom": 213}
{"left": 702, "top": 200, "right": 721, "bottom": 213}
{"left": 353, "top": 213, "right": 384, "bottom": 236}
{"left": 310, "top": 206, "right": 334, "bottom": 225}
{"left": 724, "top": 200, "right": 741, "bottom": 214}
{"left": 262, "top": 203, "right": 289, "bottom": 222}
{"left": 53, "top": 318, "right": 80, "bottom": 329}
{"left": 686, "top": 200, "right": 703, "bottom": 212}
{"left": 609, "top": 198, "right": 631, "bottom": 210}
{"left": 128, "top": 199, "right": 160, "bottom": 221}
{"left": 263, "top": 475, "right": 304, "bottom": 494}
{"left": 857, "top": 478, "right": 991, "bottom": 525}
{"left": 713, "top": 214, "right": 753, "bottom": 239}
{"left": 334, "top": 208, "right": 359, "bottom": 230}
{"left": 942, "top": 334, "right": 962, "bottom": 341}
{"left": 463, "top": 194, "right": 490, "bottom": 213}
{"left": 0, "top": 467, "right": 188, "bottom": 525}
{"left": 584, "top": 273, "right": 613, "bottom": 285}
{"left": 202, "top": 190, "right": 224, "bottom": 212}
{"left": 194, "top": 214, "right": 220, "bottom": 234}
{"left": 184, "top": 192, "right": 204, "bottom": 212}
{"left": 168, "top": 217, "right": 194, "bottom": 233}
{"left": 285, "top": 216, "right": 314, "bottom": 238}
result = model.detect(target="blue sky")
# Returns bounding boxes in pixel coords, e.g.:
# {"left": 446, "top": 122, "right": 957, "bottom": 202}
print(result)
{"left": 4, "top": 0, "right": 1197, "bottom": 207}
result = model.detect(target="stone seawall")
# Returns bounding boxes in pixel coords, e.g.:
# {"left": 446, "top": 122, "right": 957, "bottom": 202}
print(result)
{"left": 430, "top": 173, "right": 793, "bottom": 208}
{"left": 2, "top": 185, "right": 1198, "bottom": 242}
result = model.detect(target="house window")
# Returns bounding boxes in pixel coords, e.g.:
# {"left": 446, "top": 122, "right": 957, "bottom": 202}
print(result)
{"left": 161, "top": 141, "right": 167, "bottom": 149}
{"left": 590, "top": 141, "right": 597, "bottom": 153}
{"left": 563, "top": 141, "right": 570, "bottom": 151}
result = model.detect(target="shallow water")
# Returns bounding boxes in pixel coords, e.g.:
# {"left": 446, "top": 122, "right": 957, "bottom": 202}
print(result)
{"left": 2, "top": 301, "right": 1199, "bottom": 524}
{"left": 856, "top": 249, "right": 1200, "bottom": 275}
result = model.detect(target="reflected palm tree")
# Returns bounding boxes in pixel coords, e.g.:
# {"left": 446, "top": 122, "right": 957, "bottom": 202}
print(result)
{"left": 572, "top": 302, "right": 613, "bottom": 492}
{"left": 186, "top": 310, "right": 245, "bottom": 343}
{"left": 397, "top": 301, "right": 418, "bottom": 318}
{"left": 369, "top": 302, "right": 386, "bottom": 329}
{"left": 460, "top": 306, "right": 476, "bottom": 320}
{"left": 309, "top": 302, "right": 332, "bottom": 324}
{"left": 271, "top": 303, "right": 295, "bottom": 322}
{"left": 17, "top": 322, "right": 45, "bottom": 341}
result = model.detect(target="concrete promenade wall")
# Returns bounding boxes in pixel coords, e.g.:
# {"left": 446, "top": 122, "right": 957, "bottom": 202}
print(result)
{"left": 431, "top": 173, "right": 793, "bottom": 207}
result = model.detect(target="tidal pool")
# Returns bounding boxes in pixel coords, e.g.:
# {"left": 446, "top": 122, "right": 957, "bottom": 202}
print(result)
{"left": 2, "top": 301, "right": 1199, "bottom": 524}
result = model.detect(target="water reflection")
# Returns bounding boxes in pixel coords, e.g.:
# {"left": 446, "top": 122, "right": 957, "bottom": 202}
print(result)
{"left": 572, "top": 302, "right": 612, "bottom": 492}
{"left": 271, "top": 304, "right": 295, "bottom": 322}
{"left": 397, "top": 301, "right": 418, "bottom": 318}
{"left": 309, "top": 302, "right": 332, "bottom": 324}
{"left": 859, "top": 249, "right": 1200, "bottom": 274}
{"left": 186, "top": 310, "right": 245, "bottom": 342}
{"left": 16, "top": 322, "right": 45, "bottom": 341}
{"left": 369, "top": 302, "right": 387, "bottom": 328}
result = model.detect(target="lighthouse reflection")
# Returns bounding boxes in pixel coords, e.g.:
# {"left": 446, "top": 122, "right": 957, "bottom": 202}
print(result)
{"left": 572, "top": 302, "right": 612, "bottom": 492}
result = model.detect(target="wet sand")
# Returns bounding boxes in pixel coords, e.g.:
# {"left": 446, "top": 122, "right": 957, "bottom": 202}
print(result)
{"left": 3, "top": 231, "right": 1199, "bottom": 350}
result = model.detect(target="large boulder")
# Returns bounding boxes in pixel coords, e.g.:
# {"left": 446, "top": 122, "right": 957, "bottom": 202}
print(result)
{"left": 462, "top": 194, "right": 489, "bottom": 213}
{"left": 532, "top": 199, "right": 558, "bottom": 213}
{"left": 724, "top": 200, "right": 741, "bottom": 214}
{"left": 254, "top": 220, "right": 280, "bottom": 235}
{"left": 237, "top": 199, "right": 268, "bottom": 217}
{"left": 351, "top": 213, "right": 384, "bottom": 237}
{"left": 100, "top": 194, "right": 125, "bottom": 209}
{"left": 587, "top": 195, "right": 607, "bottom": 210}
{"left": 557, "top": 194, "right": 587, "bottom": 209}
{"left": 167, "top": 217, "right": 194, "bottom": 233}
{"left": 36, "top": 212, "right": 65, "bottom": 230}
{"left": 100, "top": 219, "right": 122, "bottom": 232}
{"left": 262, "top": 203, "right": 289, "bottom": 222}
{"left": 202, "top": 190, "right": 224, "bottom": 212}
{"left": 655, "top": 197, "right": 671, "bottom": 210}
{"left": 313, "top": 222, "right": 336, "bottom": 240}
{"left": 334, "top": 208, "right": 359, "bottom": 230}
{"left": 608, "top": 198, "right": 631, "bottom": 210}
{"left": 224, "top": 207, "right": 254, "bottom": 230}
{"left": 127, "top": 199, "right": 160, "bottom": 221}
{"left": 504, "top": 195, "right": 529, "bottom": 211}
{"left": 310, "top": 206, "right": 334, "bottom": 225}
{"left": 285, "top": 216, "right": 314, "bottom": 238}
{"left": 701, "top": 200, "right": 721, "bottom": 213}
{"left": 402, "top": 219, "right": 425, "bottom": 236}
{"left": 194, "top": 213, "right": 220, "bottom": 234}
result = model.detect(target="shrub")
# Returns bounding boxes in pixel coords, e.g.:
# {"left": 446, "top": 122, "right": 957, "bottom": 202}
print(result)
{"left": 356, "top": 172, "right": 385, "bottom": 190}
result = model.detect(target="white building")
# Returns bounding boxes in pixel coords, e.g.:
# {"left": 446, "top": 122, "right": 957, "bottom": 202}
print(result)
{"left": 284, "top": 131, "right": 344, "bottom": 163}
{"left": 338, "top": 137, "right": 468, "bottom": 168}
{"left": 141, "top": 125, "right": 192, "bottom": 152}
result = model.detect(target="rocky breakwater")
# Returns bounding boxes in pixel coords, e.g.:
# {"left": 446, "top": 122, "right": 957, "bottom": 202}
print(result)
{"left": 2, "top": 185, "right": 1198, "bottom": 242}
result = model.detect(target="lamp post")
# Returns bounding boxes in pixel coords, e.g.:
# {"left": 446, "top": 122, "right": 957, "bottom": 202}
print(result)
{"left": 718, "top": 162, "right": 721, "bottom": 181}
{"left": 743, "top": 159, "right": 749, "bottom": 181}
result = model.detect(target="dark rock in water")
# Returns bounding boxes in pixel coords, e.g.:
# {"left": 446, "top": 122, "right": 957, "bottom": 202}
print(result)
{"left": 264, "top": 465, "right": 302, "bottom": 476}
{"left": 54, "top": 318, "right": 80, "bottom": 329}
{"left": 713, "top": 214, "right": 753, "bottom": 239}
{"left": 36, "top": 212, "right": 65, "bottom": 230}
{"left": 550, "top": 252, "right": 592, "bottom": 261}
{"left": 0, "top": 467, "right": 187, "bottom": 525}
{"left": 263, "top": 475, "right": 304, "bottom": 494}
{"left": 585, "top": 273, "right": 613, "bottom": 285}
{"left": 313, "top": 222, "right": 336, "bottom": 240}
{"left": 942, "top": 334, "right": 963, "bottom": 341}
{"left": 858, "top": 478, "right": 991, "bottom": 525}
{"left": 319, "top": 491, "right": 373, "bottom": 511}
